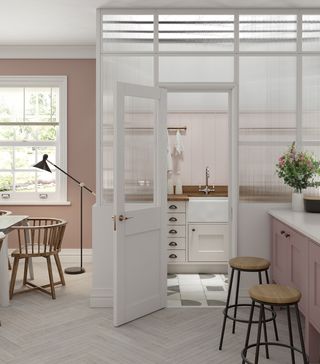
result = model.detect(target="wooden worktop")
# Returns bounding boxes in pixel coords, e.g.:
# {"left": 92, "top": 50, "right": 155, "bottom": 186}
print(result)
{"left": 168, "top": 185, "right": 228, "bottom": 201}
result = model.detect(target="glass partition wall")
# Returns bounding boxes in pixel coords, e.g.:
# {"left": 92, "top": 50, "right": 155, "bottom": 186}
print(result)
{"left": 97, "top": 10, "right": 320, "bottom": 203}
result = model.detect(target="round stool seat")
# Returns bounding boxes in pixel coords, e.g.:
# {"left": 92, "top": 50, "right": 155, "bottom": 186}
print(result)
{"left": 229, "top": 256, "right": 270, "bottom": 271}
{"left": 249, "top": 284, "right": 301, "bottom": 305}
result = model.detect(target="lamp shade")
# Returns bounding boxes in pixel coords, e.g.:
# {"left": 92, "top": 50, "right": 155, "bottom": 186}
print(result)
{"left": 33, "top": 154, "right": 52, "bottom": 173}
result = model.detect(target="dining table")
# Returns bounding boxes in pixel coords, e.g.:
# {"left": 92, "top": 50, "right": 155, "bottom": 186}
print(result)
{"left": 0, "top": 215, "right": 29, "bottom": 306}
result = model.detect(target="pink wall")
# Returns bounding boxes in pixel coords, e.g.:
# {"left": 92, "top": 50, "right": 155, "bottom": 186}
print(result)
{"left": 0, "top": 59, "right": 96, "bottom": 249}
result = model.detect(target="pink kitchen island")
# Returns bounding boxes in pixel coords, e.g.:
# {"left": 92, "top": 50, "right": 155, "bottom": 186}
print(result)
{"left": 269, "top": 209, "right": 320, "bottom": 364}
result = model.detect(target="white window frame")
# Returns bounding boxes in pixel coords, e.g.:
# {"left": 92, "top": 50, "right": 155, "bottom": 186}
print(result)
{"left": 0, "top": 75, "right": 68, "bottom": 205}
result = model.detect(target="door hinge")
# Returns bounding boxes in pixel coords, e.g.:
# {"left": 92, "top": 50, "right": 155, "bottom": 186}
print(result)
{"left": 112, "top": 215, "right": 116, "bottom": 231}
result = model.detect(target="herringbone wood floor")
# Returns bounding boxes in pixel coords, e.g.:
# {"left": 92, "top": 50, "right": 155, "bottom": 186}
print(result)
{"left": 0, "top": 261, "right": 305, "bottom": 364}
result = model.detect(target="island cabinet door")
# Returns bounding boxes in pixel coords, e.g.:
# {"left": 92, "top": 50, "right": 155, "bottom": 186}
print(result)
{"left": 309, "top": 241, "right": 320, "bottom": 332}
{"left": 289, "top": 231, "right": 308, "bottom": 315}
{"left": 272, "top": 219, "right": 290, "bottom": 285}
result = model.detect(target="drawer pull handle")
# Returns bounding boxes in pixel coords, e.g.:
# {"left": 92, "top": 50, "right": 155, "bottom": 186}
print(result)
{"left": 169, "top": 205, "right": 177, "bottom": 210}
{"left": 169, "top": 217, "right": 177, "bottom": 222}
{"left": 169, "top": 242, "right": 177, "bottom": 247}
{"left": 280, "top": 230, "right": 285, "bottom": 235}
{"left": 285, "top": 233, "right": 290, "bottom": 238}
{"left": 192, "top": 228, "right": 195, "bottom": 232}
{"left": 169, "top": 254, "right": 177, "bottom": 259}
{"left": 169, "top": 229, "right": 177, "bottom": 234}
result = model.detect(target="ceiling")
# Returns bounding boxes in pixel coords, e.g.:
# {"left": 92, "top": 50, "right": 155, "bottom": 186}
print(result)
{"left": 0, "top": 0, "right": 319, "bottom": 45}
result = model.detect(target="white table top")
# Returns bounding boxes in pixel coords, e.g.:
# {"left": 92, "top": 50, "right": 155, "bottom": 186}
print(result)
{"left": 269, "top": 209, "right": 320, "bottom": 245}
{"left": 0, "top": 215, "right": 28, "bottom": 234}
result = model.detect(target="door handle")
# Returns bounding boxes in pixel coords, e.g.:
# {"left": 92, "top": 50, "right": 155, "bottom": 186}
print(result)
{"left": 119, "top": 215, "right": 133, "bottom": 222}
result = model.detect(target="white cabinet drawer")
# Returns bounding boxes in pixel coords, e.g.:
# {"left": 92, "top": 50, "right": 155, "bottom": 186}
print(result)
{"left": 167, "top": 201, "right": 186, "bottom": 213}
{"left": 168, "top": 250, "right": 186, "bottom": 263}
{"left": 168, "top": 225, "right": 185, "bottom": 238}
{"left": 167, "top": 238, "right": 186, "bottom": 250}
{"left": 168, "top": 213, "right": 186, "bottom": 225}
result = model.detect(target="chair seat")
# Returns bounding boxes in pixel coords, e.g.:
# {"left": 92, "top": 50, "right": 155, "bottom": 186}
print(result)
{"left": 229, "top": 256, "right": 270, "bottom": 271}
{"left": 249, "top": 284, "right": 301, "bottom": 305}
{"left": 11, "top": 246, "right": 55, "bottom": 257}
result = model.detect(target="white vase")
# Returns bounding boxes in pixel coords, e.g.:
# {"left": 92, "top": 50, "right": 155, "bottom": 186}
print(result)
{"left": 292, "top": 192, "right": 304, "bottom": 212}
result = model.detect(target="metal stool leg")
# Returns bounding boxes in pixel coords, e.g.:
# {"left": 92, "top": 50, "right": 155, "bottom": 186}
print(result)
{"left": 254, "top": 303, "right": 264, "bottom": 364}
{"left": 232, "top": 270, "right": 241, "bottom": 334}
{"left": 265, "top": 270, "right": 279, "bottom": 341}
{"left": 242, "top": 300, "right": 255, "bottom": 364}
{"left": 258, "top": 272, "right": 269, "bottom": 359}
{"left": 287, "top": 306, "right": 296, "bottom": 364}
{"left": 295, "top": 304, "right": 308, "bottom": 364}
{"left": 219, "top": 268, "right": 235, "bottom": 350}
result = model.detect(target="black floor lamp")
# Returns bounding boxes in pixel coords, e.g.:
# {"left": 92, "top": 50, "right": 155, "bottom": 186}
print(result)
{"left": 34, "top": 154, "right": 95, "bottom": 275}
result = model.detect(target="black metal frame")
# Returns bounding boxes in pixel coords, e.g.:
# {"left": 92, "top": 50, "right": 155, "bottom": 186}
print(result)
{"left": 241, "top": 300, "right": 309, "bottom": 364}
{"left": 219, "top": 267, "right": 279, "bottom": 351}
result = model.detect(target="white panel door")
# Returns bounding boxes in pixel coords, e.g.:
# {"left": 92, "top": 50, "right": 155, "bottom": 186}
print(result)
{"left": 113, "top": 82, "right": 167, "bottom": 326}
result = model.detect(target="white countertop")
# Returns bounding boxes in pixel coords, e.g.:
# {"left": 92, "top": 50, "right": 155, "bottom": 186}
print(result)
{"left": 269, "top": 209, "right": 320, "bottom": 245}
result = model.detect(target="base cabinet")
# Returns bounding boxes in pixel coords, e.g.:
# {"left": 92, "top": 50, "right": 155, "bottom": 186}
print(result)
{"left": 309, "top": 241, "right": 320, "bottom": 332}
{"left": 188, "top": 223, "right": 228, "bottom": 262}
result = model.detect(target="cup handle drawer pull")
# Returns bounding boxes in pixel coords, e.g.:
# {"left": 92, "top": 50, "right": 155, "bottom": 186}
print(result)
{"left": 280, "top": 230, "right": 285, "bottom": 235}
{"left": 169, "top": 229, "right": 177, "bottom": 234}
{"left": 169, "top": 217, "right": 177, "bottom": 222}
{"left": 285, "top": 233, "right": 290, "bottom": 238}
{"left": 169, "top": 205, "right": 177, "bottom": 209}
{"left": 169, "top": 254, "right": 177, "bottom": 259}
{"left": 169, "top": 242, "right": 178, "bottom": 247}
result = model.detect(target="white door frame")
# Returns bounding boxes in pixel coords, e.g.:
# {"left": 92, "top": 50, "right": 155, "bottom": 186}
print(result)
{"left": 159, "top": 82, "right": 238, "bottom": 260}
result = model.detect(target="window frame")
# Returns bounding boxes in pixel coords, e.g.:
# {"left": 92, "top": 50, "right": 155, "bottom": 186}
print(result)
{"left": 0, "top": 75, "right": 68, "bottom": 204}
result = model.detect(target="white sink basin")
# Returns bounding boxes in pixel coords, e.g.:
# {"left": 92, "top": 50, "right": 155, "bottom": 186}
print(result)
{"left": 188, "top": 197, "right": 229, "bottom": 223}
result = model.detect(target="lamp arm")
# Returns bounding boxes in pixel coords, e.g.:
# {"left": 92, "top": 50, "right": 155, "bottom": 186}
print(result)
{"left": 47, "top": 160, "right": 96, "bottom": 196}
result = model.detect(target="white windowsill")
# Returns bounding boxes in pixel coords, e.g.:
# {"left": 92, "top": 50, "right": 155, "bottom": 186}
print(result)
{"left": 0, "top": 201, "right": 71, "bottom": 206}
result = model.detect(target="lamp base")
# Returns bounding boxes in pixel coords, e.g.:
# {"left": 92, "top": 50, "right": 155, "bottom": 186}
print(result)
{"left": 64, "top": 267, "right": 85, "bottom": 275}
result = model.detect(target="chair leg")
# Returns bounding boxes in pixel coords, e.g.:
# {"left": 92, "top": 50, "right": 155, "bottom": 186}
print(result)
{"left": 8, "top": 258, "right": 11, "bottom": 270}
{"left": 23, "top": 257, "right": 29, "bottom": 285}
{"left": 258, "top": 271, "right": 269, "bottom": 358}
{"left": 46, "top": 256, "right": 56, "bottom": 299}
{"left": 242, "top": 300, "right": 256, "bottom": 364}
{"left": 219, "top": 268, "right": 235, "bottom": 350}
{"left": 265, "top": 270, "right": 280, "bottom": 341}
{"left": 254, "top": 303, "right": 264, "bottom": 364}
{"left": 295, "top": 304, "right": 308, "bottom": 364}
{"left": 54, "top": 253, "right": 65, "bottom": 286}
{"left": 9, "top": 257, "right": 19, "bottom": 299}
{"left": 232, "top": 270, "right": 241, "bottom": 334}
{"left": 287, "top": 305, "right": 296, "bottom": 364}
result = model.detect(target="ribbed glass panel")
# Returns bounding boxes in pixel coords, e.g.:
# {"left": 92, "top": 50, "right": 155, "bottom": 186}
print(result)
{"left": 159, "top": 56, "right": 233, "bottom": 82}
{"left": 302, "top": 56, "right": 320, "bottom": 142}
{"left": 239, "top": 15, "right": 297, "bottom": 51}
{"left": 159, "top": 15, "right": 234, "bottom": 51}
{"left": 102, "top": 15, "right": 154, "bottom": 52}
{"left": 303, "top": 15, "right": 320, "bottom": 51}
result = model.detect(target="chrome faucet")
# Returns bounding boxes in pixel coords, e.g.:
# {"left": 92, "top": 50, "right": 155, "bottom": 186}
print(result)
{"left": 199, "top": 167, "right": 215, "bottom": 195}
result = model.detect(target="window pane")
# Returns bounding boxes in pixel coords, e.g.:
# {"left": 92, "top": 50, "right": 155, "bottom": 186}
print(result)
{"left": 302, "top": 56, "right": 320, "bottom": 141}
{"left": 0, "top": 88, "right": 23, "bottom": 122}
{"left": 240, "top": 15, "right": 297, "bottom": 51}
{"left": 239, "top": 57, "right": 296, "bottom": 143}
{"left": 159, "top": 15, "right": 234, "bottom": 52}
{"left": 25, "top": 87, "right": 53, "bottom": 122}
{"left": 239, "top": 144, "right": 291, "bottom": 201}
{"left": 102, "top": 14, "right": 154, "bottom": 52}
{"left": 37, "top": 170, "right": 56, "bottom": 192}
{"left": 15, "top": 147, "right": 36, "bottom": 169}
{"left": 37, "top": 125, "right": 57, "bottom": 141}
{"left": 0, "top": 172, "right": 13, "bottom": 192}
{"left": 0, "top": 125, "right": 15, "bottom": 141}
{"left": 0, "top": 147, "right": 13, "bottom": 169}
{"left": 302, "top": 15, "right": 320, "bottom": 51}
{"left": 15, "top": 172, "right": 36, "bottom": 192}
{"left": 159, "top": 56, "right": 234, "bottom": 82}
{"left": 15, "top": 126, "right": 37, "bottom": 141}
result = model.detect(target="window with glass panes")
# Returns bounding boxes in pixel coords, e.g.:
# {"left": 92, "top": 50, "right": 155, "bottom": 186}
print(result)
{"left": 0, "top": 76, "right": 67, "bottom": 202}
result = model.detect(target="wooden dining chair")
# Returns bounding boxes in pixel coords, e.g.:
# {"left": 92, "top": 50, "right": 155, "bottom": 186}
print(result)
{"left": 9, "top": 217, "right": 67, "bottom": 299}
{"left": 0, "top": 210, "right": 12, "bottom": 270}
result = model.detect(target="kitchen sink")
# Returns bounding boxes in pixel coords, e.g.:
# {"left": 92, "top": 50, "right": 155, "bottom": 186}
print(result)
{"left": 188, "top": 197, "right": 229, "bottom": 223}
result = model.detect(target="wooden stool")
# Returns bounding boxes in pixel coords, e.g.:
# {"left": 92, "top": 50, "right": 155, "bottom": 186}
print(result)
{"left": 219, "top": 257, "right": 279, "bottom": 351}
{"left": 242, "top": 284, "right": 308, "bottom": 364}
